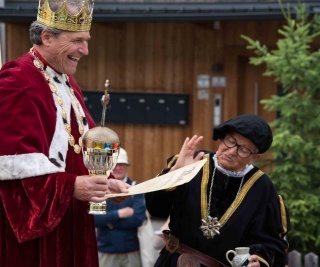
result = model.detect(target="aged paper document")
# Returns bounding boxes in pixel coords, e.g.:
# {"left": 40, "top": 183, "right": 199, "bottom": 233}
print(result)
{"left": 106, "top": 158, "right": 207, "bottom": 198}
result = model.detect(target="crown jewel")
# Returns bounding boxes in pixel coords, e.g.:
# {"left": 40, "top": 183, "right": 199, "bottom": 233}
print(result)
{"left": 37, "top": 0, "right": 94, "bottom": 32}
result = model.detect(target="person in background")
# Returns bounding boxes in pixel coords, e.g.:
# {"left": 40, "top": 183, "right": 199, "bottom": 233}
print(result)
{"left": 95, "top": 147, "right": 146, "bottom": 267}
{"left": 145, "top": 114, "right": 290, "bottom": 267}
{"left": 153, "top": 216, "right": 170, "bottom": 250}
{"left": 0, "top": 0, "right": 129, "bottom": 266}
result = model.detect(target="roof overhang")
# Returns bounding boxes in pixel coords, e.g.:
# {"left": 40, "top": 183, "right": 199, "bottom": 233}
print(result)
{"left": 1, "top": 1, "right": 320, "bottom": 23}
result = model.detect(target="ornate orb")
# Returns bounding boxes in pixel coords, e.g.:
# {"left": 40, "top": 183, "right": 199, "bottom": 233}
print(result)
{"left": 82, "top": 126, "right": 120, "bottom": 148}
{"left": 82, "top": 126, "right": 120, "bottom": 175}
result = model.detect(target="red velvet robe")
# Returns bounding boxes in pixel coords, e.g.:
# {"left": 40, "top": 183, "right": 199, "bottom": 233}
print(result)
{"left": 0, "top": 52, "right": 99, "bottom": 267}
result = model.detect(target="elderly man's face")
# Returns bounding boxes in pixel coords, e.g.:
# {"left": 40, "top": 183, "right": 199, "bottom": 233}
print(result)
{"left": 112, "top": 163, "right": 129, "bottom": 181}
{"left": 216, "top": 132, "right": 260, "bottom": 172}
{"left": 42, "top": 30, "right": 90, "bottom": 75}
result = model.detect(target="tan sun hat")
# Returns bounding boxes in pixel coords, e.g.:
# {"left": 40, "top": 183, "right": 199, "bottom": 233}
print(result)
{"left": 117, "top": 148, "right": 130, "bottom": 165}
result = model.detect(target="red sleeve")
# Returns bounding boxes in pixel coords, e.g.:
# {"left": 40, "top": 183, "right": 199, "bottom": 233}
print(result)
{"left": 0, "top": 173, "right": 76, "bottom": 242}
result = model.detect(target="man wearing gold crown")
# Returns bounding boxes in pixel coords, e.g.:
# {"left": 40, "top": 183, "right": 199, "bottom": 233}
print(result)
{"left": 0, "top": 0, "right": 129, "bottom": 266}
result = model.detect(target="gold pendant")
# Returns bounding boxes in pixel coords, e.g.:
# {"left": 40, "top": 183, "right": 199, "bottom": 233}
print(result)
{"left": 79, "top": 124, "right": 84, "bottom": 135}
{"left": 73, "top": 144, "right": 81, "bottom": 154}
{"left": 199, "top": 215, "right": 221, "bottom": 239}
{"left": 65, "top": 123, "right": 71, "bottom": 134}
{"left": 43, "top": 71, "right": 50, "bottom": 81}
{"left": 62, "top": 109, "right": 67, "bottom": 119}
{"left": 33, "top": 58, "right": 43, "bottom": 69}
{"left": 49, "top": 83, "right": 57, "bottom": 93}
{"left": 69, "top": 135, "right": 75, "bottom": 146}
{"left": 57, "top": 96, "right": 63, "bottom": 106}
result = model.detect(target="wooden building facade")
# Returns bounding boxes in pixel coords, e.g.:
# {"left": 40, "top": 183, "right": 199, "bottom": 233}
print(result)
{"left": 1, "top": 1, "right": 318, "bottom": 182}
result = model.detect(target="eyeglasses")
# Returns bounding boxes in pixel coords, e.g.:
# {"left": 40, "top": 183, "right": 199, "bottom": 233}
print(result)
{"left": 222, "top": 135, "right": 257, "bottom": 159}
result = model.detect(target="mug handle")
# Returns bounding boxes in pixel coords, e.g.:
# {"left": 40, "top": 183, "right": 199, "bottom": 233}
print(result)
{"left": 226, "top": 250, "right": 236, "bottom": 266}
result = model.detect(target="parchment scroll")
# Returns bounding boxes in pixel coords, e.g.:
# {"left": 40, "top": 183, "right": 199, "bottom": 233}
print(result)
{"left": 106, "top": 158, "right": 207, "bottom": 198}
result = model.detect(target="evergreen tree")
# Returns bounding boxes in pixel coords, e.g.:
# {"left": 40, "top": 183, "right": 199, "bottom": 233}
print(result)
{"left": 242, "top": 1, "right": 320, "bottom": 254}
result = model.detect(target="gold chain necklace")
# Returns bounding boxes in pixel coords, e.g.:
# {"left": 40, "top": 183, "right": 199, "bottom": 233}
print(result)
{"left": 200, "top": 166, "right": 245, "bottom": 239}
{"left": 29, "top": 48, "right": 84, "bottom": 154}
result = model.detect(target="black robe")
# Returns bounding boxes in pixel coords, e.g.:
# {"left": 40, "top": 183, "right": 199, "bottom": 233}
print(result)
{"left": 145, "top": 152, "right": 290, "bottom": 267}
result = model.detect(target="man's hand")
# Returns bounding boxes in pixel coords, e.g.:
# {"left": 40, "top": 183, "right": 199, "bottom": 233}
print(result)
{"left": 73, "top": 175, "right": 129, "bottom": 203}
{"left": 171, "top": 135, "right": 205, "bottom": 171}
{"left": 107, "top": 178, "right": 131, "bottom": 203}
{"left": 247, "top": 255, "right": 261, "bottom": 267}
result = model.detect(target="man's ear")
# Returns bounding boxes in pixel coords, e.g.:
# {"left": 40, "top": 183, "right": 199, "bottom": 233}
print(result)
{"left": 249, "top": 153, "right": 261, "bottom": 165}
{"left": 41, "top": 31, "right": 52, "bottom": 46}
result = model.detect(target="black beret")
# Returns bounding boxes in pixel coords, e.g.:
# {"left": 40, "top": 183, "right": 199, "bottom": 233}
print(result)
{"left": 212, "top": 114, "right": 273, "bottom": 153}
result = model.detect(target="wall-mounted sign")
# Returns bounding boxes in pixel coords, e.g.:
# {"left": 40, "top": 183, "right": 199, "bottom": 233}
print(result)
{"left": 197, "top": 75, "right": 210, "bottom": 89}
{"left": 197, "top": 75, "right": 210, "bottom": 100}
{"left": 197, "top": 88, "right": 209, "bottom": 100}
{"left": 212, "top": 76, "right": 226, "bottom": 87}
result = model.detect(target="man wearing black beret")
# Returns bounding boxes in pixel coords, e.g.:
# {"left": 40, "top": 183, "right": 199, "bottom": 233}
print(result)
{"left": 146, "top": 114, "right": 290, "bottom": 267}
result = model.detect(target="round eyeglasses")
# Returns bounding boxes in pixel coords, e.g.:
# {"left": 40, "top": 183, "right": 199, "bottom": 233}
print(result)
{"left": 222, "top": 135, "right": 256, "bottom": 159}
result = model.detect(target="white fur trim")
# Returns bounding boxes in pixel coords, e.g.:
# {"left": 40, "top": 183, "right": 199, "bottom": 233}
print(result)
{"left": 45, "top": 68, "right": 88, "bottom": 170}
{"left": 0, "top": 153, "right": 63, "bottom": 180}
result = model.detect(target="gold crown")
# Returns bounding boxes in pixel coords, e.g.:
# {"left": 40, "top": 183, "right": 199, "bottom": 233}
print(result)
{"left": 37, "top": 0, "right": 94, "bottom": 32}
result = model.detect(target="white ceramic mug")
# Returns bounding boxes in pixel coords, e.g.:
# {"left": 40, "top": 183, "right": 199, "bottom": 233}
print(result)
{"left": 226, "top": 247, "right": 250, "bottom": 267}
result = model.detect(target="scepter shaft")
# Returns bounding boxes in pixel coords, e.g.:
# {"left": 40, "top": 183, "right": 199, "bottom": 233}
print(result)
{"left": 101, "top": 79, "right": 110, "bottom": 127}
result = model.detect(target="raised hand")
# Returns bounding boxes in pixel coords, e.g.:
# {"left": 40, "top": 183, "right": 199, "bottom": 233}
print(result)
{"left": 171, "top": 135, "right": 205, "bottom": 171}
